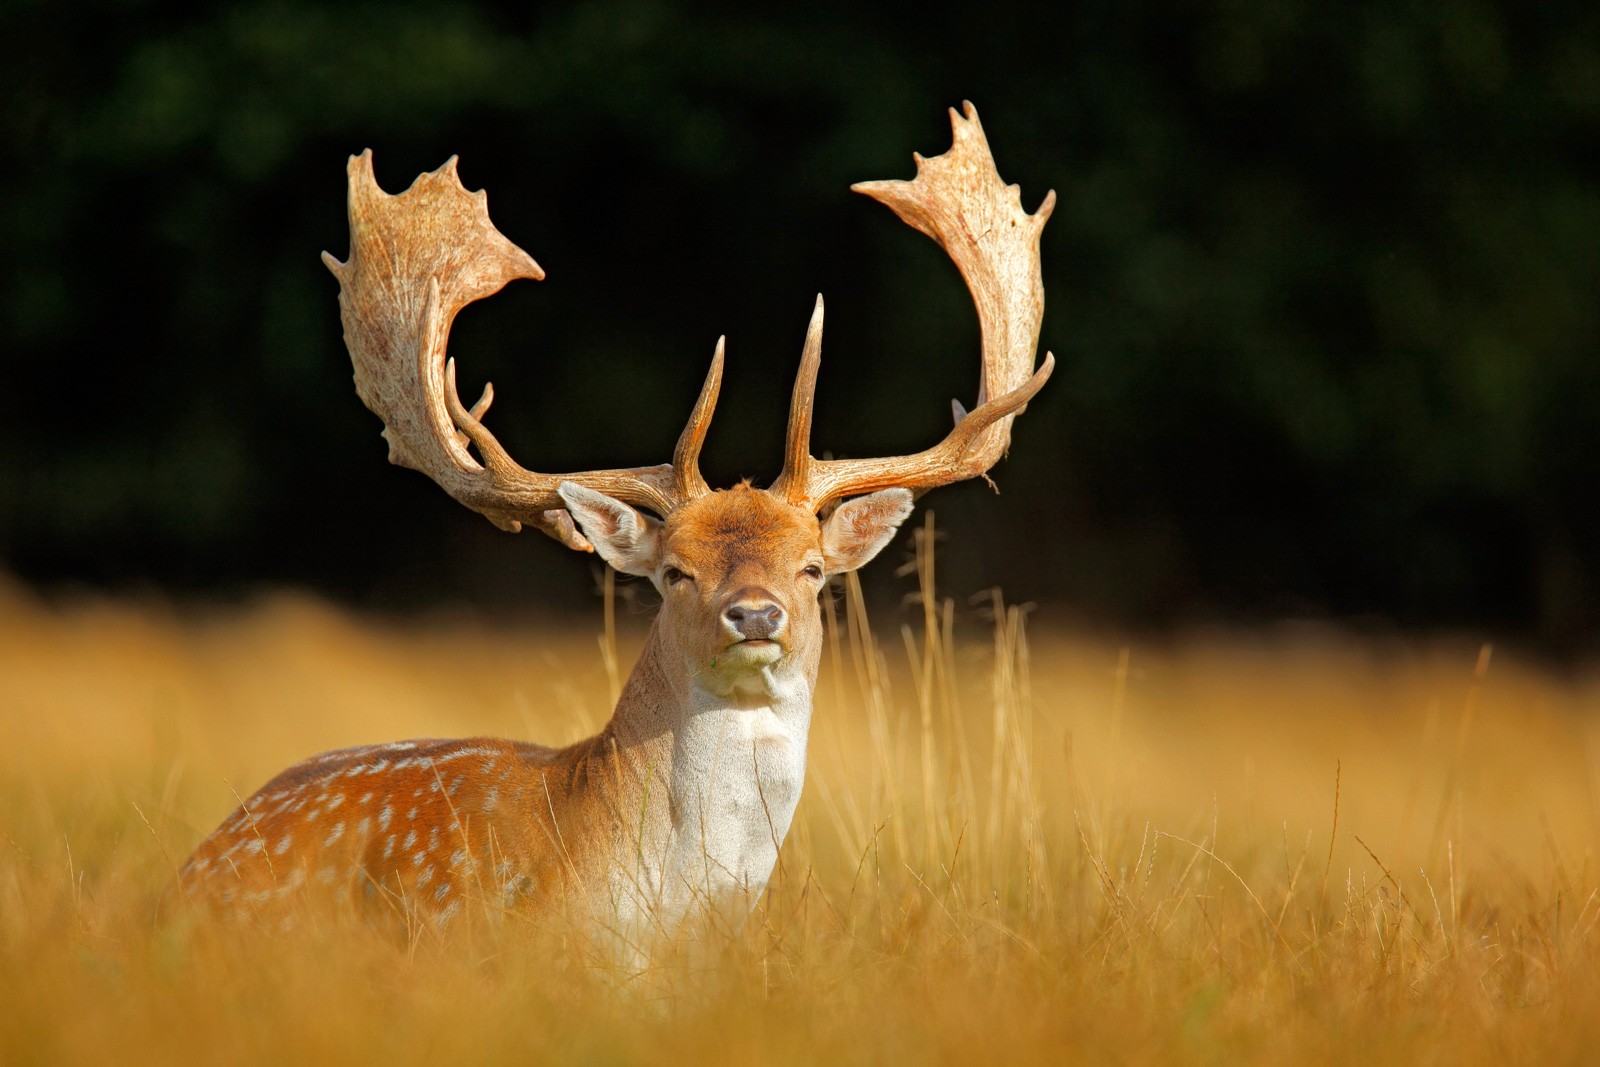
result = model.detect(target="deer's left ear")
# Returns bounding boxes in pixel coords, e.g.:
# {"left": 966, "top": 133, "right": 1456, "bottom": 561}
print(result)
{"left": 557, "top": 482, "right": 662, "bottom": 577}
{"left": 820, "top": 488, "right": 916, "bottom": 575}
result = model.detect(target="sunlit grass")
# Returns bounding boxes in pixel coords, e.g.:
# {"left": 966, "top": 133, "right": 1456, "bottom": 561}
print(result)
{"left": 3, "top": 534, "right": 1600, "bottom": 1063}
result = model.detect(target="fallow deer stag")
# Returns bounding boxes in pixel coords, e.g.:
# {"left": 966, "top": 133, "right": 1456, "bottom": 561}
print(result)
{"left": 182, "top": 103, "right": 1053, "bottom": 946}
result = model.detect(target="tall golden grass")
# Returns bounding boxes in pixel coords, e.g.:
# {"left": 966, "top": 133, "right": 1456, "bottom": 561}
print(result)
{"left": 3, "top": 529, "right": 1599, "bottom": 1063}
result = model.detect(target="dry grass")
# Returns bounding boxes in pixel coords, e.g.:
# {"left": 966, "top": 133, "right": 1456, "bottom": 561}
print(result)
{"left": 3, "top": 539, "right": 1600, "bottom": 1064}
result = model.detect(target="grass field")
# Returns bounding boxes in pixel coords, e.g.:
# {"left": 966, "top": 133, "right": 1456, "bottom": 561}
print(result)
{"left": 3, "top": 547, "right": 1599, "bottom": 1064}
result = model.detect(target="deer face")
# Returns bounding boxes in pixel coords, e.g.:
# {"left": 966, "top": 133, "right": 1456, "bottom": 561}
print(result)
{"left": 559, "top": 482, "right": 913, "bottom": 700}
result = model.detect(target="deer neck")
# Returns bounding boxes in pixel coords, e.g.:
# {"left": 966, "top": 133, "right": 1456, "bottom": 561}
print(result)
{"left": 599, "top": 615, "right": 818, "bottom": 923}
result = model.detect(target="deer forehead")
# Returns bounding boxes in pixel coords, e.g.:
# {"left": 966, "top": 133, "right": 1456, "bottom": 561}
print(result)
{"left": 661, "top": 486, "right": 821, "bottom": 578}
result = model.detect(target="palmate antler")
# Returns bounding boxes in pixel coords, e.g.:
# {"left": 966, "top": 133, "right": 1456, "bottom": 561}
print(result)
{"left": 323, "top": 102, "right": 1051, "bottom": 543}
{"left": 769, "top": 101, "right": 1055, "bottom": 512}
{"left": 321, "top": 152, "right": 723, "bottom": 550}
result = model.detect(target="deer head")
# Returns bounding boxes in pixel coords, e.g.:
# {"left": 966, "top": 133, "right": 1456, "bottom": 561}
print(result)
{"left": 320, "top": 102, "right": 1053, "bottom": 706}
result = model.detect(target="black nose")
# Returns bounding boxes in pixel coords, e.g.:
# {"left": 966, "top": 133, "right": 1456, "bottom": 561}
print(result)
{"left": 724, "top": 593, "right": 785, "bottom": 641}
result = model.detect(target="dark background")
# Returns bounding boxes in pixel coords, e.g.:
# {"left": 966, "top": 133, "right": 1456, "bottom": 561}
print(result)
{"left": 3, "top": 1, "right": 1598, "bottom": 650}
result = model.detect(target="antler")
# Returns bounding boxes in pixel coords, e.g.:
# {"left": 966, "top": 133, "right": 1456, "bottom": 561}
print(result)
{"left": 321, "top": 151, "right": 721, "bottom": 548}
{"left": 769, "top": 102, "right": 1055, "bottom": 513}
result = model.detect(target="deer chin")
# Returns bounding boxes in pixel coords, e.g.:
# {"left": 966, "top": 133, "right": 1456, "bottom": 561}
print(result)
{"left": 696, "top": 640, "right": 791, "bottom": 702}
{"left": 722, "top": 638, "right": 786, "bottom": 665}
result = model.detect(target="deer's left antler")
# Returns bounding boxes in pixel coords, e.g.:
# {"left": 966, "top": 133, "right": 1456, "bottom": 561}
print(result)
{"left": 770, "top": 101, "right": 1055, "bottom": 513}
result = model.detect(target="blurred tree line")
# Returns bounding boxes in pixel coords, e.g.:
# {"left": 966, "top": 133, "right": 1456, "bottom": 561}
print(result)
{"left": 2, "top": 0, "right": 1598, "bottom": 648}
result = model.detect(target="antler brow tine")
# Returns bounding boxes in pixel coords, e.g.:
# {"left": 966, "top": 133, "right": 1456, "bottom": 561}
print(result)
{"left": 776, "top": 295, "right": 826, "bottom": 496}
{"left": 672, "top": 337, "right": 725, "bottom": 501}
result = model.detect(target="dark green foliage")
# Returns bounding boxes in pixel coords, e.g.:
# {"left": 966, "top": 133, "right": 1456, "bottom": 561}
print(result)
{"left": 2, "top": 0, "right": 1597, "bottom": 646}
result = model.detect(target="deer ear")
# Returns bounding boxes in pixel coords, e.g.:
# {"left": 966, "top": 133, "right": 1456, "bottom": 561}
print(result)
{"left": 557, "top": 483, "right": 662, "bottom": 577}
{"left": 820, "top": 488, "right": 915, "bottom": 575}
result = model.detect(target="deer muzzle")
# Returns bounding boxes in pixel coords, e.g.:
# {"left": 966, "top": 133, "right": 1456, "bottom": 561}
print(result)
{"left": 723, "top": 589, "right": 786, "bottom": 644}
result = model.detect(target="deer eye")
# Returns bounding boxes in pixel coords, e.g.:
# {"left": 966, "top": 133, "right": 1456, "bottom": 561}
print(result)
{"left": 663, "top": 566, "right": 692, "bottom": 586}
{"left": 801, "top": 564, "right": 823, "bottom": 580}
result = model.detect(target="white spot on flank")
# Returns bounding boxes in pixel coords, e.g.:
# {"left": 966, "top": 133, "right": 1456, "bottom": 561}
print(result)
{"left": 403, "top": 829, "right": 418, "bottom": 849}
{"left": 427, "top": 827, "right": 440, "bottom": 852}
{"left": 325, "top": 794, "right": 346, "bottom": 811}
{"left": 274, "top": 835, "right": 293, "bottom": 856}
{"left": 384, "top": 834, "right": 397, "bottom": 859}
{"left": 359, "top": 792, "right": 373, "bottom": 805}
{"left": 407, "top": 806, "right": 419, "bottom": 821}
{"left": 431, "top": 745, "right": 501, "bottom": 765}
{"left": 378, "top": 805, "right": 393, "bottom": 830}
{"left": 434, "top": 882, "right": 451, "bottom": 902}
{"left": 413, "top": 852, "right": 428, "bottom": 869}
{"left": 358, "top": 816, "right": 371, "bottom": 836}
{"left": 438, "top": 900, "right": 462, "bottom": 925}
{"left": 482, "top": 788, "right": 499, "bottom": 813}
{"left": 243, "top": 838, "right": 265, "bottom": 855}
{"left": 317, "top": 866, "right": 337, "bottom": 885}
{"left": 417, "top": 865, "right": 434, "bottom": 888}
{"left": 368, "top": 759, "right": 390, "bottom": 773}
{"left": 324, "top": 822, "right": 345, "bottom": 847}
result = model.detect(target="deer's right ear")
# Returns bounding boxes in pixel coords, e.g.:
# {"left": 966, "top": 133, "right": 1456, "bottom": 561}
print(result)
{"left": 557, "top": 483, "right": 662, "bottom": 577}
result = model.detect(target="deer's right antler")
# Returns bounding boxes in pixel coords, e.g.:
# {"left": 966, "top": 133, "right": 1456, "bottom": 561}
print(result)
{"left": 321, "top": 152, "right": 720, "bottom": 549}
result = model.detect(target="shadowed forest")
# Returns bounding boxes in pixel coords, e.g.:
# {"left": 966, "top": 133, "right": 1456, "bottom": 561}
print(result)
{"left": 4, "top": 0, "right": 1599, "bottom": 647}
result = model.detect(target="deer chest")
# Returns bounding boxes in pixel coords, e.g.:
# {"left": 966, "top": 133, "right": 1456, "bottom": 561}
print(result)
{"left": 666, "top": 705, "right": 809, "bottom": 905}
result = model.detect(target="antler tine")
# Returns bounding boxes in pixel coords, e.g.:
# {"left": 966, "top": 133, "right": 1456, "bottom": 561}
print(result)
{"left": 325, "top": 150, "right": 699, "bottom": 544}
{"left": 772, "top": 102, "right": 1054, "bottom": 513}
{"left": 671, "top": 336, "right": 725, "bottom": 501}
{"left": 769, "top": 296, "right": 825, "bottom": 502}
